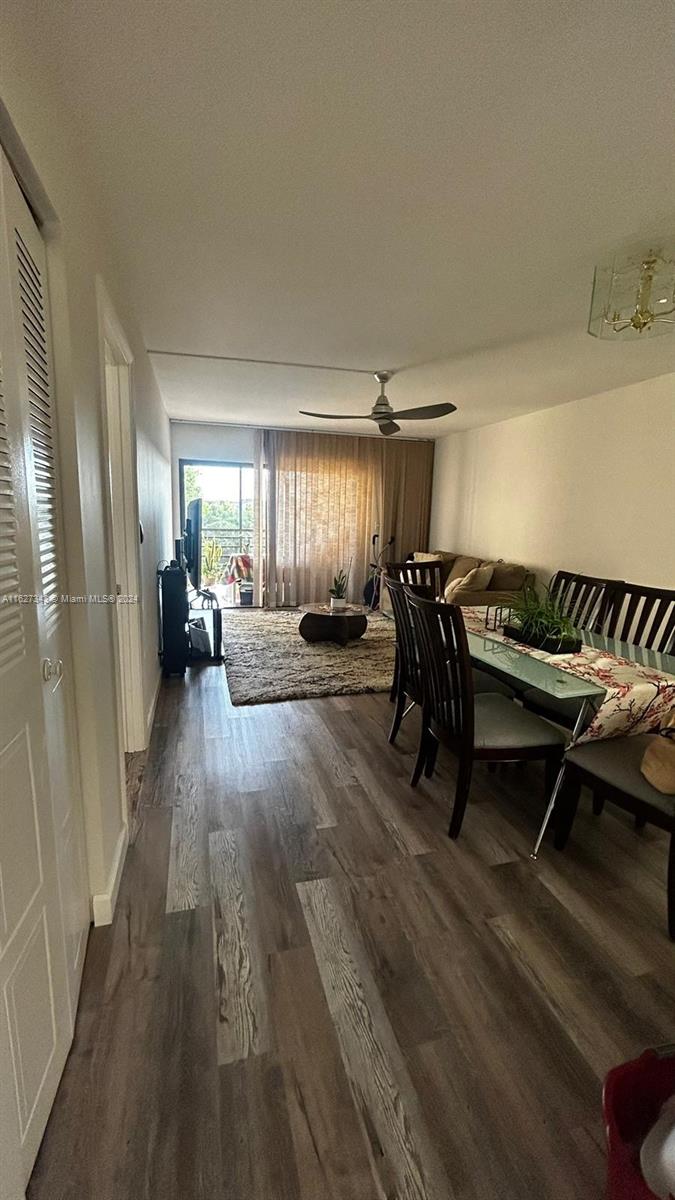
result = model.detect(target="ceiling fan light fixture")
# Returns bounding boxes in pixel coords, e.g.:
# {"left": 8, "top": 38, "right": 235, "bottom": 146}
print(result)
{"left": 588, "top": 243, "right": 675, "bottom": 339}
{"left": 298, "top": 368, "right": 457, "bottom": 434}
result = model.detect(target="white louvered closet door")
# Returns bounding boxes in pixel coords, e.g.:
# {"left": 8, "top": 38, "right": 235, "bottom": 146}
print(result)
{"left": 1, "top": 155, "right": 89, "bottom": 1029}
{"left": 0, "top": 154, "right": 74, "bottom": 1195}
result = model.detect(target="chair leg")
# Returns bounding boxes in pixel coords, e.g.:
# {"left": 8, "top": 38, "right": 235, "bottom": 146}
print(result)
{"left": 662, "top": 830, "right": 667, "bottom": 940}
{"left": 592, "top": 790, "right": 605, "bottom": 816}
{"left": 553, "top": 776, "right": 581, "bottom": 851}
{"left": 388, "top": 680, "right": 407, "bottom": 744}
{"left": 448, "top": 755, "right": 473, "bottom": 840}
{"left": 410, "top": 723, "right": 431, "bottom": 788}
{"left": 423, "top": 736, "right": 439, "bottom": 779}
{"left": 389, "top": 645, "right": 400, "bottom": 702}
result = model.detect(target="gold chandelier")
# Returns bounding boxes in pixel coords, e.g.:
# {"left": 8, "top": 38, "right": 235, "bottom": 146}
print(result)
{"left": 588, "top": 244, "right": 675, "bottom": 339}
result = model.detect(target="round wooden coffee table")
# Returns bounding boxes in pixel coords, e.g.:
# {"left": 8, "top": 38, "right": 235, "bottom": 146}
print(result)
{"left": 298, "top": 604, "right": 368, "bottom": 646}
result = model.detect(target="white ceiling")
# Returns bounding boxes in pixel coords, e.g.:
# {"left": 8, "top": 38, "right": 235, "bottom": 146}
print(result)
{"left": 41, "top": 0, "right": 675, "bottom": 435}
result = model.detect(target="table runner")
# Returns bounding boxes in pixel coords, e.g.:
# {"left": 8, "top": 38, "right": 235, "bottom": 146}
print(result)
{"left": 461, "top": 607, "right": 675, "bottom": 744}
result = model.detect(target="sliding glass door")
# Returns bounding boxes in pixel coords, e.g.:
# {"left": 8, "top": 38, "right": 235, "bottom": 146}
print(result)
{"left": 179, "top": 459, "right": 258, "bottom": 606}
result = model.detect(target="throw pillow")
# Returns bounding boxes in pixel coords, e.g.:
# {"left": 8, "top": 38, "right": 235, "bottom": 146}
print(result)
{"left": 485, "top": 561, "right": 527, "bottom": 591}
{"left": 447, "top": 554, "right": 482, "bottom": 584}
{"left": 412, "top": 551, "right": 443, "bottom": 562}
{"left": 444, "top": 563, "right": 494, "bottom": 601}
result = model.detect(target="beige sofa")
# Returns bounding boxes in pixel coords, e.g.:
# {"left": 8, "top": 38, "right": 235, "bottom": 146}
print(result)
{"left": 381, "top": 551, "right": 532, "bottom": 610}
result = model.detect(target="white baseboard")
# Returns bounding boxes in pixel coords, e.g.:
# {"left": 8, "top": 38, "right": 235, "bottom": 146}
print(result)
{"left": 91, "top": 823, "right": 129, "bottom": 926}
{"left": 145, "top": 667, "right": 162, "bottom": 743}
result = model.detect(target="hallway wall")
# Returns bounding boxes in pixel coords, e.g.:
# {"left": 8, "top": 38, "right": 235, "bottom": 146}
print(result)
{"left": 1, "top": 10, "right": 172, "bottom": 918}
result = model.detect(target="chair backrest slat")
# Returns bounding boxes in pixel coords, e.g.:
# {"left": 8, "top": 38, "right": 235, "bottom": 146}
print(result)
{"left": 607, "top": 582, "right": 675, "bottom": 653}
{"left": 385, "top": 559, "right": 444, "bottom": 601}
{"left": 404, "top": 588, "right": 474, "bottom": 747}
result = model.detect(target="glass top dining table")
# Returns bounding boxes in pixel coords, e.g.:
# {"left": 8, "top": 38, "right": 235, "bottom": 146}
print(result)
{"left": 466, "top": 625, "right": 675, "bottom": 700}
{"left": 463, "top": 614, "right": 675, "bottom": 858}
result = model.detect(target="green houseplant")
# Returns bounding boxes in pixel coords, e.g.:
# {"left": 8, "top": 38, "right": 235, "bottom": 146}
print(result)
{"left": 504, "top": 583, "right": 582, "bottom": 654}
{"left": 201, "top": 538, "right": 223, "bottom": 587}
{"left": 329, "top": 558, "right": 352, "bottom": 611}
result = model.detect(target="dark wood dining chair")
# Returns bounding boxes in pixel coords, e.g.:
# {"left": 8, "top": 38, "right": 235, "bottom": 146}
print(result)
{"left": 384, "top": 560, "right": 445, "bottom": 704}
{"left": 553, "top": 732, "right": 675, "bottom": 938}
{"left": 385, "top": 559, "right": 444, "bottom": 600}
{"left": 386, "top": 576, "right": 514, "bottom": 745}
{"left": 384, "top": 577, "right": 431, "bottom": 743}
{"left": 549, "top": 569, "right": 619, "bottom": 633}
{"left": 605, "top": 582, "right": 675, "bottom": 654}
{"left": 405, "top": 589, "right": 566, "bottom": 839}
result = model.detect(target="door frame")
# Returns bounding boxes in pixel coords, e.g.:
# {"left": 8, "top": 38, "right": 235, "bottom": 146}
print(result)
{"left": 96, "top": 277, "right": 145, "bottom": 762}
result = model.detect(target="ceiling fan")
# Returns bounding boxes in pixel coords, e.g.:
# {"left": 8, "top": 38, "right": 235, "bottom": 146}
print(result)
{"left": 299, "top": 371, "right": 457, "bottom": 436}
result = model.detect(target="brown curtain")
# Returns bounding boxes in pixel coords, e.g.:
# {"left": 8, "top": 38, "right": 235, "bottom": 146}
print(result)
{"left": 379, "top": 438, "right": 435, "bottom": 567}
{"left": 263, "top": 429, "right": 434, "bottom": 606}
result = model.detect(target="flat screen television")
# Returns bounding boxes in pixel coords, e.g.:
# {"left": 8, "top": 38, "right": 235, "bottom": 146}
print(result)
{"left": 184, "top": 497, "right": 202, "bottom": 591}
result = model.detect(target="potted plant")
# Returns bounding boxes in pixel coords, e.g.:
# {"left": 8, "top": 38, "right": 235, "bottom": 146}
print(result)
{"left": 503, "top": 583, "right": 582, "bottom": 654}
{"left": 201, "top": 538, "right": 222, "bottom": 587}
{"left": 329, "top": 559, "right": 352, "bottom": 611}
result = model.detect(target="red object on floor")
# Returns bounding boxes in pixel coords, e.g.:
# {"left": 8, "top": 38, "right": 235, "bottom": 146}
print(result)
{"left": 604, "top": 1048, "right": 675, "bottom": 1199}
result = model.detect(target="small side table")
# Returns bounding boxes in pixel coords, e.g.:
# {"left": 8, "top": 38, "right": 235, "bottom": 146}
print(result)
{"left": 298, "top": 604, "right": 368, "bottom": 646}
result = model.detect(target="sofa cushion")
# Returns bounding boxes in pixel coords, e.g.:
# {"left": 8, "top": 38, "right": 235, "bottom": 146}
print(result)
{"left": 485, "top": 561, "right": 527, "bottom": 591}
{"left": 445, "top": 563, "right": 494, "bottom": 600}
{"left": 447, "top": 554, "right": 482, "bottom": 584}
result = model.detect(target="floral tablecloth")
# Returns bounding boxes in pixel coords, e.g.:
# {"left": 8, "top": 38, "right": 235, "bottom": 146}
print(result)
{"left": 461, "top": 607, "right": 675, "bottom": 744}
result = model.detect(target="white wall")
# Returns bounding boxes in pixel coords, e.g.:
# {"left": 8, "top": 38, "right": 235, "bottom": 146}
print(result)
{"left": 429, "top": 373, "right": 675, "bottom": 587}
{"left": 170, "top": 422, "right": 256, "bottom": 536}
{"left": 1, "top": 11, "right": 172, "bottom": 915}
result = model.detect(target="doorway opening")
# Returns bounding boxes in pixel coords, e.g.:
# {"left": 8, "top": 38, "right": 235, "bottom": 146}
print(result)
{"left": 179, "top": 458, "right": 260, "bottom": 607}
{"left": 98, "top": 282, "right": 145, "bottom": 756}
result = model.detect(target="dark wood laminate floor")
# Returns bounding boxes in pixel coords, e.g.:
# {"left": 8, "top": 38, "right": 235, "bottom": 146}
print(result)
{"left": 29, "top": 664, "right": 675, "bottom": 1200}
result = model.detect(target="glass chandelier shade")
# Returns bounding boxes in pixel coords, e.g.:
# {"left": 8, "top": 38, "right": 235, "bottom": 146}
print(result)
{"left": 588, "top": 244, "right": 675, "bottom": 339}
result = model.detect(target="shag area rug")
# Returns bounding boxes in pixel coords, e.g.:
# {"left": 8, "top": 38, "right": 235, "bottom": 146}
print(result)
{"left": 220, "top": 608, "right": 396, "bottom": 705}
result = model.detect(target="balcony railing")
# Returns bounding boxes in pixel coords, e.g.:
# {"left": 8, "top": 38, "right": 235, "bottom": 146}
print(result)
{"left": 201, "top": 526, "right": 254, "bottom": 581}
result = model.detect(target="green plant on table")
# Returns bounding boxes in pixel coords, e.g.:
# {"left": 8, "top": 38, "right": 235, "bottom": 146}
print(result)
{"left": 329, "top": 557, "right": 352, "bottom": 599}
{"left": 509, "top": 582, "right": 577, "bottom": 645}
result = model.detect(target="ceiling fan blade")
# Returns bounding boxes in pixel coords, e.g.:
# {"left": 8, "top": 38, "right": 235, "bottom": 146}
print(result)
{"left": 389, "top": 403, "right": 457, "bottom": 420}
{"left": 298, "top": 410, "right": 371, "bottom": 419}
{"left": 379, "top": 421, "right": 401, "bottom": 437}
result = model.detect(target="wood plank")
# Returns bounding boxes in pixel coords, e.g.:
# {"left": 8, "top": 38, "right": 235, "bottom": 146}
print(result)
{"left": 165, "top": 772, "right": 209, "bottom": 911}
{"left": 346, "top": 878, "right": 451, "bottom": 1049}
{"left": 241, "top": 788, "right": 312, "bottom": 953}
{"left": 488, "top": 906, "right": 665, "bottom": 1080}
{"left": 126, "top": 908, "right": 222, "bottom": 1198}
{"left": 269, "top": 946, "right": 378, "bottom": 1200}
{"left": 297, "top": 876, "right": 452, "bottom": 1200}
{"left": 320, "top": 783, "right": 407, "bottom": 880}
{"left": 220, "top": 1053, "right": 301, "bottom": 1200}
{"left": 209, "top": 829, "right": 271, "bottom": 1063}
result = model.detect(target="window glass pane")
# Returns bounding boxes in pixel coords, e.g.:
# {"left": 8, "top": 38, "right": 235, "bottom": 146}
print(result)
{"left": 181, "top": 461, "right": 257, "bottom": 592}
